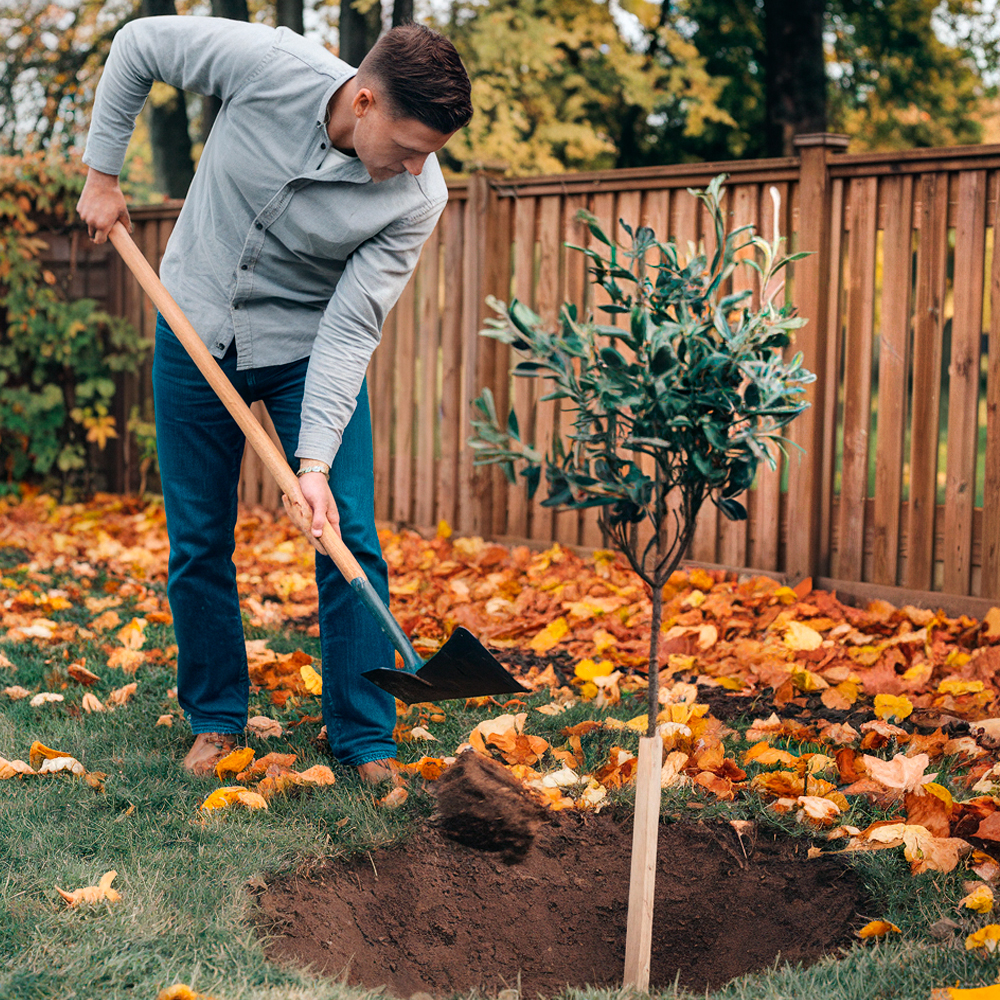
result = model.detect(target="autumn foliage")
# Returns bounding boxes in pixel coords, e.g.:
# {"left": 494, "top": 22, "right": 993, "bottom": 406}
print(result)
{"left": 5, "top": 488, "right": 1000, "bottom": 980}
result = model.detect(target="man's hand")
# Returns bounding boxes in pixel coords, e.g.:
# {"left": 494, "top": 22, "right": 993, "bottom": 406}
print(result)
{"left": 77, "top": 168, "right": 131, "bottom": 244}
{"left": 282, "top": 472, "right": 341, "bottom": 555}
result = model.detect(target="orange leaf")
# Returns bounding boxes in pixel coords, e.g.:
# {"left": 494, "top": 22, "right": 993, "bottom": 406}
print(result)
{"left": 55, "top": 870, "right": 121, "bottom": 907}
{"left": 857, "top": 920, "right": 900, "bottom": 939}
{"left": 215, "top": 747, "right": 255, "bottom": 780}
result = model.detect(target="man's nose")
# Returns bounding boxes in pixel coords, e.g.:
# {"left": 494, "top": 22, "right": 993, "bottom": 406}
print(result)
{"left": 403, "top": 154, "right": 428, "bottom": 176}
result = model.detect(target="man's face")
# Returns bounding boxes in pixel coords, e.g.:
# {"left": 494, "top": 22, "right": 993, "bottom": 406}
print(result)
{"left": 350, "top": 88, "right": 455, "bottom": 183}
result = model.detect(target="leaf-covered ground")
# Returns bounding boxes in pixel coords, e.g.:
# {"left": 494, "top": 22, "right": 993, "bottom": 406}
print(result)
{"left": 3, "top": 490, "right": 1000, "bottom": 1000}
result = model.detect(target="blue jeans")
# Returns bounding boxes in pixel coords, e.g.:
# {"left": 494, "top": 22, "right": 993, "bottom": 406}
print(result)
{"left": 151, "top": 314, "right": 396, "bottom": 765}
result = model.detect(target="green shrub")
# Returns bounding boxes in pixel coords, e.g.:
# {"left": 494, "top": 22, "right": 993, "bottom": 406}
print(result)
{"left": 0, "top": 153, "right": 150, "bottom": 495}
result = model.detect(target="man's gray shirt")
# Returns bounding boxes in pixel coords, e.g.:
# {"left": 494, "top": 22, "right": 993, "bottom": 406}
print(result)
{"left": 84, "top": 15, "right": 448, "bottom": 466}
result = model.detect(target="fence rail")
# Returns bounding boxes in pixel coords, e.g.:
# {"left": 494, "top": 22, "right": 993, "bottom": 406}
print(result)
{"left": 41, "top": 136, "right": 1000, "bottom": 599}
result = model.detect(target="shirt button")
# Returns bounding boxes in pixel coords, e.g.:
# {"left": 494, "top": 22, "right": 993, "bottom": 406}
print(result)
{"left": 217, "top": 343, "right": 225, "bottom": 349}
{"left": 255, "top": 222, "right": 263, "bottom": 230}
{"left": 321, "top": 143, "right": 326, "bottom": 149}
{"left": 241, "top": 264, "right": 248, "bottom": 270}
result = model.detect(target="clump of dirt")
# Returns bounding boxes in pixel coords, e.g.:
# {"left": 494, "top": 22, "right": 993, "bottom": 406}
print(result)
{"left": 433, "top": 751, "right": 548, "bottom": 861}
{"left": 256, "top": 813, "right": 863, "bottom": 998}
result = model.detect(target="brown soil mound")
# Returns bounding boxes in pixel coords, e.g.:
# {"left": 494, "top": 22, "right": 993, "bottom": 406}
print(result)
{"left": 433, "top": 751, "right": 549, "bottom": 861}
{"left": 256, "top": 812, "right": 862, "bottom": 997}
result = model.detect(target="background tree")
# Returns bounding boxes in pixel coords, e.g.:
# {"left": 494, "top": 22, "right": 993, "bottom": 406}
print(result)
{"left": 439, "top": 0, "right": 732, "bottom": 174}
{"left": 662, "top": 0, "right": 996, "bottom": 159}
{"left": 141, "top": 0, "right": 195, "bottom": 198}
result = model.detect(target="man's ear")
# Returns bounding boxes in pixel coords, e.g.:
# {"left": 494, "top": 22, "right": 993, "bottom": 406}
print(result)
{"left": 352, "top": 86, "right": 375, "bottom": 118}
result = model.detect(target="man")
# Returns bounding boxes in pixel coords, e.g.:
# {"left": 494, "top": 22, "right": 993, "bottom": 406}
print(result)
{"left": 77, "top": 16, "right": 472, "bottom": 782}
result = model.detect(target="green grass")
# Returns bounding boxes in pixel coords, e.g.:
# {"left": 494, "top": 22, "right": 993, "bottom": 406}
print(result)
{"left": 2, "top": 570, "right": 999, "bottom": 1000}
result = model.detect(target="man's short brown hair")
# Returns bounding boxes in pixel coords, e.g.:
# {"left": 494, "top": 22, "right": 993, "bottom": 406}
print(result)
{"left": 357, "top": 24, "right": 472, "bottom": 135}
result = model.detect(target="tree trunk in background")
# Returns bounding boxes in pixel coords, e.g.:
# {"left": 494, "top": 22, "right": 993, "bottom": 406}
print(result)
{"left": 201, "top": 0, "right": 250, "bottom": 143}
{"left": 340, "top": 0, "right": 382, "bottom": 67}
{"left": 762, "top": 0, "right": 826, "bottom": 156}
{"left": 276, "top": 0, "right": 304, "bottom": 34}
{"left": 392, "top": 0, "right": 413, "bottom": 27}
{"left": 141, "top": 0, "right": 195, "bottom": 198}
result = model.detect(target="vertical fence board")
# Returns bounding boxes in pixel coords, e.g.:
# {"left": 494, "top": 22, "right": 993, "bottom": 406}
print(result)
{"left": 905, "top": 173, "right": 949, "bottom": 590}
{"left": 581, "top": 191, "right": 617, "bottom": 549}
{"left": 507, "top": 195, "right": 537, "bottom": 539}
{"left": 487, "top": 194, "right": 515, "bottom": 540}
{"left": 718, "top": 184, "right": 758, "bottom": 568}
{"left": 817, "top": 178, "right": 845, "bottom": 576}
{"left": 415, "top": 228, "right": 440, "bottom": 529}
{"left": 942, "top": 170, "right": 987, "bottom": 594}
{"left": 436, "top": 204, "right": 464, "bottom": 529}
{"left": 871, "top": 175, "right": 913, "bottom": 586}
{"left": 392, "top": 278, "right": 417, "bottom": 523}
{"left": 984, "top": 175, "right": 1000, "bottom": 598}
{"left": 687, "top": 194, "right": 719, "bottom": 562}
{"left": 458, "top": 176, "right": 489, "bottom": 534}
{"left": 751, "top": 182, "right": 788, "bottom": 570}
{"left": 834, "top": 177, "right": 878, "bottom": 580}
{"left": 562, "top": 194, "right": 591, "bottom": 547}
{"left": 528, "top": 196, "right": 563, "bottom": 543}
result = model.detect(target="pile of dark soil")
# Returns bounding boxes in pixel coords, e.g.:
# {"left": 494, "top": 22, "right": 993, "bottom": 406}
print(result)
{"left": 256, "top": 807, "right": 863, "bottom": 997}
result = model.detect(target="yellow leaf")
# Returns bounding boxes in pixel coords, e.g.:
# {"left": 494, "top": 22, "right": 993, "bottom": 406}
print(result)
{"left": 29, "top": 741, "right": 72, "bottom": 771}
{"left": 784, "top": 620, "right": 824, "bottom": 651}
{"left": 296, "top": 765, "right": 337, "bottom": 786}
{"left": 116, "top": 617, "right": 147, "bottom": 650}
{"left": 965, "top": 925, "right": 1000, "bottom": 952}
{"left": 300, "top": 663, "right": 323, "bottom": 695}
{"left": 716, "top": 676, "right": 745, "bottom": 691}
{"left": 960, "top": 884, "right": 995, "bottom": 913}
{"left": 55, "top": 870, "right": 121, "bottom": 907}
{"left": 592, "top": 628, "right": 617, "bottom": 653}
{"left": 379, "top": 786, "right": 409, "bottom": 808}
{"left": 983, "top": 607, "right": 1000, "bottom": 639}
{"left": 530, "top": 617, "right": 569, "bottom": 654}
{"left": 772, "top": 586, "right": 799, "bottom": 605}
{"left": 200, "top": 786, "right": 268, "bottom": 812}
{"left": 938, "top": 679, "right": 985, "bottom": 696}
{"left": 157, "top": 985, "right": 219, "bottom": 1000}
{"left": 790, "top": 665, "right": 828, "bottom": 692}
{"left": 857, "top": 920, "right": 900, "bottom": 939}
{"left": 744, "top": 742, "right": 798, "bottom": 767}
{"left": 946, "top": 986, "right": 1000, "bottom": 999}
{"left": 575, "top": 658, "right": 614, "bottom": 681}
{"left": 107, "top": 682, "right": 137, "bottom": 707}
{"left": 215, "top": 747, "right": 255, "bottom": 780}
{"left": 873, "top": 693, "right": 913, "bottom": 722}
{"left": 436, "top": 519, "right": 452, "bottom": 539}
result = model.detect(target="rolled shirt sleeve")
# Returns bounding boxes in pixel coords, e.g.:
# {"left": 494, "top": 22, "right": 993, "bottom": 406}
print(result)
{"left": 297, "top": 199, "right": 444, "bottom": 466}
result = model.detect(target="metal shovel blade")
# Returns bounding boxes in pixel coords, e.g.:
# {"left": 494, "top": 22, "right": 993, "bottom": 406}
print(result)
{"left": 362, "top": 627, "right": 529, "bottom": 704}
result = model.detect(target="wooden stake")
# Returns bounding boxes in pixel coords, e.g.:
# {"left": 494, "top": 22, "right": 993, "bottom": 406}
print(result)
{"left": 623, "top": 733, "right": 663, "bottom": 992}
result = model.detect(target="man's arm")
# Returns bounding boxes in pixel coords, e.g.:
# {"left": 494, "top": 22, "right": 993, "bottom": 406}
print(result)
{"left": 296, "top": 199, "right": 446, "bottom": 468}
{"left": 78, "top": 16, "right": 275, "bottom": 242}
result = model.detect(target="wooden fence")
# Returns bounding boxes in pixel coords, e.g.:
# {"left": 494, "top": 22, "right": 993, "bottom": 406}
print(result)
{"left": 41, "top": 135, "right": 1000, "bottom": 599}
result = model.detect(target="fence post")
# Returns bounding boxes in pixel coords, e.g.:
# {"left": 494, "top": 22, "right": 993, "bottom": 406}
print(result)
{"left": 458, "top": 169, "right": 504, "bottom": 534}
{"left": 785, "top": 133, "right": 849, "bottom": 582}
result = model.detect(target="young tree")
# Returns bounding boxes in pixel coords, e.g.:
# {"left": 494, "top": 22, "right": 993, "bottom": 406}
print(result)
{"left": 469, "top": 176, "right": 814, "bottom": 724}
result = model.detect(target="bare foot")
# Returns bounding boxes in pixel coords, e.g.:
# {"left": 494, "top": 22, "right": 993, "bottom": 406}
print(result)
{"left": 355, "top": 758, "right": 404, "bottom": 786}
{"left": 183, "top": 732, "right": 242, "bottom": 776}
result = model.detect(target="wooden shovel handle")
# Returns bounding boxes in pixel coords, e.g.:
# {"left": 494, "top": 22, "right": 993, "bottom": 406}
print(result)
{"left": 108, "top": 221, "right": 366, "bottom": 586}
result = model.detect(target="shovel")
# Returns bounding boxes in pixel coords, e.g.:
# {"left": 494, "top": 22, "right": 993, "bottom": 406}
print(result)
{"left": 109, "top": 222, "right": 528, "bottom": 705}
